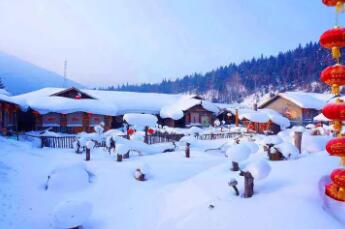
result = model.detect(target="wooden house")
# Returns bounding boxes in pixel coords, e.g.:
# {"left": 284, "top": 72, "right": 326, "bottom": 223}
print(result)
{"left": 12, "top": 87, "right": 220, "bottom": 134}
{"left": 0, "top": 94, "right": 21, "bottom": 135}
{"left": 258, "top": 92, "right": 332, "bottom": 125}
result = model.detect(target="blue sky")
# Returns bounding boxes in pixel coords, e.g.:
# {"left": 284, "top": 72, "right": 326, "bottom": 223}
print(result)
{"left": 0, "top": 0, "right": 341, "bottom": 87}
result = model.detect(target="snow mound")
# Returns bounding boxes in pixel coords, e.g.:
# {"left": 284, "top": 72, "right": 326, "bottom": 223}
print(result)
{"left": 261, "top": 135, "right": 283, "bottom": 145}
{"left": 226, "top": 144, "right": 251, "bottom": 162}
{"left": 245, "top": 160, "right": 271, "bottom": 180}
{"left": 302, "top": 135, "right": 332, "bottom": 153}
{"left": 53, "top": 200, "right": 92, "bottom": 228}
{"left": 47, "top": 164, "right": 90, "bottom": 192}
{"left": 273, "top": 142, "right": 299, "bottom": 159}
{"left": 116, "top": 144, "right": 130, "bottom": 155}
{"left": 241, "top": 142, "right": 259, "bottom": 154}
{"left": 123, "top": 113, "right": 158, "bottom": 129}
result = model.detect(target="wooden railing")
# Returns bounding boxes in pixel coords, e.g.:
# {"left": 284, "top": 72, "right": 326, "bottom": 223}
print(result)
{"left": 32, "top": 131, "right": 248, "bottom": 149}
{"left": 146, "top": 132, "right": 184, "bottom": 144}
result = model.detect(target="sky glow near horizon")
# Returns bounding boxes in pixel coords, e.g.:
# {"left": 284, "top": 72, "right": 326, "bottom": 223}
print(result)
{"left": 0, "top": 0, "right": 341, "bottom": 87}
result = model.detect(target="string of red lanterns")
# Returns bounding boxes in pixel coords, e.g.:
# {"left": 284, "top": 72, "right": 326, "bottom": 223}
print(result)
{"left": 320, "top": 0, "right": 345, "bottom": 202}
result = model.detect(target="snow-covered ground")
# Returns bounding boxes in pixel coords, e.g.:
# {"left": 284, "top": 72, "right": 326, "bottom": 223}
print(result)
{"left": 0, "top": 133, "right": 344, "bottom": 229}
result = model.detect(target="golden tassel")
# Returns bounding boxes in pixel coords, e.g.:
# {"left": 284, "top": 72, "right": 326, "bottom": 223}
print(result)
{"left": 334, "top": 120, "right": 343, "bottom": 134}
{"left": 332, "top": 84, "right": 340, "bottom": 95}
{"left": 332, "top": 47, "right": 341, "bottom": 62}
{"left": 341, "top": 156, "right": 345, "bottom": 166}
{"left": 336, "top": 1, "right": 345, "bottom": 14}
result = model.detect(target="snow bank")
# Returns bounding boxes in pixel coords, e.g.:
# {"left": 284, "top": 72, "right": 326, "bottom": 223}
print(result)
{"left": 47, "top": 164, "right": 90, "bottom": 192}
{"left": 53, "top": 200, "right": 92, "bottom": 228}
{"left": 302, "top": 135, "right": 332, "bottom": 153}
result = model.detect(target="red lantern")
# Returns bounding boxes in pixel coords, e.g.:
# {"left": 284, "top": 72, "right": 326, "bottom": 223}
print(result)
{"left": 147, "top": 128, "right": 155, "bottom": 135}
{"left": 326, "top": 137, "right": 345, "bottom": 164}
{"left": 320, "top": 27, "right": 345, "bottom": 61}
{"left": 75, "top": 93, "right": 82, "bottom": 100}
{"left": 325, "top": 183, "right": 345, "bottom": 201}
{"left": 127, "top": 128, "right": 135, "bottom": 136}
{"left": 322, "top": 0, "right": 345, "bottom": 7}
{"left": 322, "top": 100, "right": 345, "bottom": 120}
{"left": 330, "top": 169, "right": 345, "bottom": 187}
{"left": 321, "top": 64, "right": 345, "bottom": 94}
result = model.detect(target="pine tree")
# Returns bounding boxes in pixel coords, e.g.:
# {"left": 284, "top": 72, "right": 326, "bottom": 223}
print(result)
{"left": 0, "top": 77, "right": 4, "bottom": 89}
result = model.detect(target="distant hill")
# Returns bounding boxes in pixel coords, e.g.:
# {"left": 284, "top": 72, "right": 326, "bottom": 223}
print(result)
{"left": 108, "top": 42, "right": 335, "bottom": 103}
{"left": 0, "top": 52, "right": 83, "bottom": 95}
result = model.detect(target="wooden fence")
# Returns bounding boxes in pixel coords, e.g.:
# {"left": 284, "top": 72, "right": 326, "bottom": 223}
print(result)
{"left": 33, "top": 131, "right": 247, "bottom": 149}
{"left": 40, "top": 136, "right": 77, "bottom": 148}
{"left": 146, "top": 132, "right": 184, "bottom": 144}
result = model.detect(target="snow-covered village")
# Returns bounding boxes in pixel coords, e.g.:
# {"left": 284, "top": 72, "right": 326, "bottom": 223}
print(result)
{"left": 0, "top": 1, "right": 345, "bottom": 229}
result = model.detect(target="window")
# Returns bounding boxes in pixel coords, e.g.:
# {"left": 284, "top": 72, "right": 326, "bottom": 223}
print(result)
{"left": 67, "top": 112, "right": 83, "bottom": 127}
{"left": 89, "top": 114, "right": 104, "bottom": 127}
{"left": 42, "top": 113, "right": 61, "bottom": 127}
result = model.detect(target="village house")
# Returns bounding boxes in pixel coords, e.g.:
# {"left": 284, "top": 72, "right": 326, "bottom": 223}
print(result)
{"left": 0, "top": 91, "right": 21, "bottom": 135}
{"left": 258, "top": 92, "right": 332, "bottom": 125}
{"left": 12, "top": 87, "right": 220, "bottom": 134}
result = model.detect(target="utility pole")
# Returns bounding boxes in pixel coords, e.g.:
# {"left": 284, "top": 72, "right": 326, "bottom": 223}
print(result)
{"left": 63, "top": 59, "right": 67, "bottom": 88}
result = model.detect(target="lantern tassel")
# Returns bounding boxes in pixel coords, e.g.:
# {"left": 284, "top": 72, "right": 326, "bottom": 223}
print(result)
{"left": 331, "top": 84, "right": 340, "bottom": 95}
{"left": 336, "top": 1, "right": 345, "bottom": 14}
{"left": 341, "top": 156, "right": 345, "bottom": 166}
{"left": 332, "top": 47, "right": 341, "bottom": 63}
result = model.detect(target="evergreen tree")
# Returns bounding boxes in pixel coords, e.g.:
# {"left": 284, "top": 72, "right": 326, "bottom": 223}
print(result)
{"left": 0, "top": 77, "right": 4, "bottom": 89}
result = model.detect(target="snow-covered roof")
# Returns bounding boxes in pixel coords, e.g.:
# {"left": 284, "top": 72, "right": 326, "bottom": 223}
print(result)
{"left": 13, "top": 87, "right": 219, "bottom": 119}
{"left": 0, "top": 89, "right": 10, "bottom": 96}
{"left": 0, "top": 92, "right": 22, "bottom": 106}
{"left": 240, "top": 111, "right": 270, "bottom": 123}
{"left": 260, "top": 91, "right": 332, "bottom": 110}
{"left": 123, "top": 113, "right": 158, "bottom": 128}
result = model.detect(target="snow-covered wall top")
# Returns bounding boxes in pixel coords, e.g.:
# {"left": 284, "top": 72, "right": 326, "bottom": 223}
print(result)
{"left": 13, "top": 88, "right": 219, "bottom": 119}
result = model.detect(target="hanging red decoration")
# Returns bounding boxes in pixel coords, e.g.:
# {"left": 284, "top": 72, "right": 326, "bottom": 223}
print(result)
{"left": 331, "top": 169, "right": 345, "bottom": 187}
{"left": 75, "top": 92, "right": 82, "bottom": 100}
{"left": 323, "top": 0, "right": 345, "bottom": 6}
{"left": 322, "top": 100, "right": 345, "bottom": 120}
{"left": 320, "top": 27, "right": 345, "bottom": 61}
{"left": 326, "top": 137, "right": 345, "bottom": 165}
{"left": 321, "top": 64, "right": 345, "bottom": 94}
{"left": 127, "top": 128, "right": 135, "bottom": 136}
{"left": 325, "top": 183, "right": 345, "bottom": 201}
{"left": 147, "top": 128, "right": 155, "bottom": 135}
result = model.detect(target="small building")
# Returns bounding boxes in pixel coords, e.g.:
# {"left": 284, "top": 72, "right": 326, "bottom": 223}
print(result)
{"left": 13, "top": 87, "right": 219, "bottom": 134}
{"left": 0, "top": 93, "right": 21, "bottom": 135}
{"left": 258, "top": 92, "right": 332, "bottom": 125}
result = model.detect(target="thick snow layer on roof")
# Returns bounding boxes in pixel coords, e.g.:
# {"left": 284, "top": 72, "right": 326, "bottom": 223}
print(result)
{"left": 0, "top": 92, "right": 23, "bottom": 107}
{"left": 160, "top": 95, "right": 219, "bottom": 120}
{"left": 279, "top": 92, "right": 332, "bottom": 110}
{"left": 240, "top": 111, "right": 270, "bottom": 123}
{"left": 260, "top": 108, "right": 290, "bottom": 128}
{"left": 123, "top": 113, "right": 158, "bottom": 128}
{"left": 0, "top": 89, "right": 10, "bottom": 96}
{"left": 13, "top": 88, "right": 218, "bottom": 118}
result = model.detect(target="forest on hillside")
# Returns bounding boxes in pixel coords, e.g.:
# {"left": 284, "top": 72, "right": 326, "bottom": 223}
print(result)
{"left": 104, "top": 42, "right": 337, "bottom": 103}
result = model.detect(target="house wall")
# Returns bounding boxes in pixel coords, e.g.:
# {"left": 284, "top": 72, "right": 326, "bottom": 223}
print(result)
{"left": 184, "top": 105, "right": 214, "bottom": 127}
{"left": 261, "top": 97, "right": 304, "bottom": 123}
{"left": 36, "top": 112, "right": 112, "bottom": 134}
{"left": 0, "top": 102, "right": 19, "bottom": 135}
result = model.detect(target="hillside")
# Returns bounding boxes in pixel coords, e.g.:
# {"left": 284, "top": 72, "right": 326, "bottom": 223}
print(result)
{"left": 110, "top": 42, "right": 335, "bottom": 103}
{"left": 0, "top": 52, "right": 83, "bottom": 95}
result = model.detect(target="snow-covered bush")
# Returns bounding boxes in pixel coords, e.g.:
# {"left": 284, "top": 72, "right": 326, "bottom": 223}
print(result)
{"left": 46, "top": 164, "right": 90, "bottom": 192}
{"left": 134, "top": 163, "right": 151, "bottom": 181}
{"left": 94, "top": 122, "right": 105, "bottom": 135}
{"left": 214, "top": 119, "right": 221, "bottom": 127}
{"left": 53, "top": 200, "right": 92, "bottom": 229}
{"left": 241, "top": 142, "right": 259, "bottom": 154}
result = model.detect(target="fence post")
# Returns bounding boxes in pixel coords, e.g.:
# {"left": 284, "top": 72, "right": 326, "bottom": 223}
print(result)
{"left": 294, "top": 131, "right": 303, "bottom": 154}
{"left": 185, "top": 143, "right": 190, "bottom": 158}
